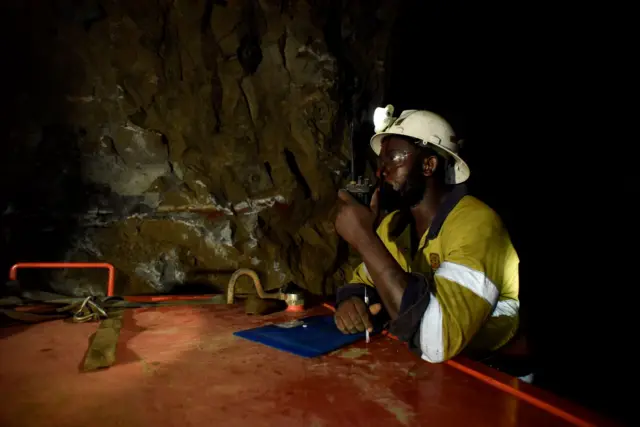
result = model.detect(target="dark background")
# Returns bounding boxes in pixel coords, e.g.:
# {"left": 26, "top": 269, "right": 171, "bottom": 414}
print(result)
{"left": 383, "top": 0, "right": 634, "bottom": 424}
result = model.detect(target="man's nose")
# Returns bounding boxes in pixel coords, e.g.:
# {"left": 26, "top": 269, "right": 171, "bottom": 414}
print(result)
{"left": 381, "top": 162, "right": 394, "bottom": 178}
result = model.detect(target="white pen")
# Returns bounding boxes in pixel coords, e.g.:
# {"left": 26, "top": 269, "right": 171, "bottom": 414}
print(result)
{"left": 364, "top": 287, "right": 370, "bottom": 343}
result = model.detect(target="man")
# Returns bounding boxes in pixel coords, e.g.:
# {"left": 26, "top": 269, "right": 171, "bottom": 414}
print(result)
{"left": 334, "top": 109, "right": 519, "bottom": 363}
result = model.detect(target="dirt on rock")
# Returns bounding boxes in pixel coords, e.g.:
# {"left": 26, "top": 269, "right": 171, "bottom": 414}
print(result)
{"left": 1, "top": 0, "right": 399, "bottom": 296}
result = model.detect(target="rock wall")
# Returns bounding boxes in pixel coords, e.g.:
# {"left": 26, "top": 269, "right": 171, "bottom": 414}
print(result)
{"left": 1, "top": 0, "right": 398, "bottom": 296}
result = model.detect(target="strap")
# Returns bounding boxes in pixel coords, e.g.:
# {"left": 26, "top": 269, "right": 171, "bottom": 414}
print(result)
{"left": 0, "top": 309, "right": 67, "bottom": 323}
{"left": 409, "top": 218, "right": 419, "bottom": 260}
{"left": 1, "top": 286, "right": 231, "bottom": 371}
{"left": 0, "top": 291, "right": 228, "bottom": 325}
{"left": 82, "top": 309, "right": 125, "bottom": 372}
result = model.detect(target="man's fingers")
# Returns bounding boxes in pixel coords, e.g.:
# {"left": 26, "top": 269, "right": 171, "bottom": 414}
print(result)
{"left": 338, "top": 315, "right": 356, "bottom": 335}
{"left": 339, "top": 302, "right": 359, "bottom": 333}
{"left": 354, "top": 299, "right": 374, "bottom": 332}
{"left": 337, "top": 189, "right": 356, "bottom": 204}
{"left": 335, "top": 298, "right": 374, "bottom": 334}
{"left": 337, "top": 313, "right": 357, "bottom": 334}
{"left": 369, "top": 303, "right": 382, "bottom": 316}
{"left": 369, "top": 187, "right": 380, "bottom": 216}
{"left": 346, "top": 307, "right": 365, "bottom": 333}
{"left": 335, "top": 315, "right": 347, "bottom": 334}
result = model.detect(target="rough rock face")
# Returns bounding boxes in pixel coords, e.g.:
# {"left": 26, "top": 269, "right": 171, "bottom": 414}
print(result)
{"left": 1, "top": 0, "right": 398, "bottom": 296}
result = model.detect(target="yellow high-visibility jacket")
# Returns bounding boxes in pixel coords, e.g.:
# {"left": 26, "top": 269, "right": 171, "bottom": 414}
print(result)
{"left": 349, "top": 186, "right": 519, "bottom": 362}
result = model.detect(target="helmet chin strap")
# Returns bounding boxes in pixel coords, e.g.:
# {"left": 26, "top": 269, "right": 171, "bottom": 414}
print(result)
{"left": 445, "top": 162, "right": 457, "bottom": 185}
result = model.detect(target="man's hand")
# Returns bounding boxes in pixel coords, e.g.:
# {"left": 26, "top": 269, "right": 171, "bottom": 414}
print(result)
{"left": 335, "top": 188, "right": 380, "bottom": 250}
{"left": 334, "top": 296, "right": 382, "bottom": 334}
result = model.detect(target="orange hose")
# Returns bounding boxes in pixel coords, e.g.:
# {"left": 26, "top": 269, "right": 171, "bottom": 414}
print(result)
{"left": 322, "top": 302, "right": 594, "bottom": 427}
{"left": 9, "top": 262, "right": 115, "bottom": 296}
{"left": 445, "top": 359, "right": 595, "bottom": 427}
{"left": 124, "top": 295, "right": 221, "bottom": 303}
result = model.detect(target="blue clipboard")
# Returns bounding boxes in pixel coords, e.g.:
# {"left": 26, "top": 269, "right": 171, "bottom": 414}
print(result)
{"left": 233, "top": 315, "right": 364, "bottom": 358}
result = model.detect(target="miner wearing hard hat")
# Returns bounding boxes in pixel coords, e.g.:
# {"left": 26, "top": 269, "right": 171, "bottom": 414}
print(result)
{"left": 334, "top": 107, "right": 520, "bottom": 363}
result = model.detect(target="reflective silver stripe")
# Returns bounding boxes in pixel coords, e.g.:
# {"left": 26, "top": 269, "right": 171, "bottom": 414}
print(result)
{"left": 435, "top": 261, "right": 499, "bottom": 306}
{"left": 362, "top": 264, "right": 372, "bottom": 282}
{"left": 491, "top": 299, "right": 519, "bottom": 318}
{"left": 419, "top": 264, "right": 514, "bottom": 363}
{"left": 419, "top": 296, "right": 445, "bottom": 363}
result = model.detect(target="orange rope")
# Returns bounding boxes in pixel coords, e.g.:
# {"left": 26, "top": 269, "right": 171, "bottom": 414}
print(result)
{"left": 445, "top": 359, "right": 595, "bottom": 427}
{"left": 124, "top": 295, "right": 220, "bottom": 303}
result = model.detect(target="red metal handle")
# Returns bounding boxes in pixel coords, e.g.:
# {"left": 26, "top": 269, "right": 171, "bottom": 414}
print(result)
{"left": 9, "top": 262, "right": 115, "bottom": 297}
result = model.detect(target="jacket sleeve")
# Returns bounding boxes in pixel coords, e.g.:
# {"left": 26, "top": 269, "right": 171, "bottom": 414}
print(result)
{"left": 337, "top": 211, "right": 430, "bottom": 340}
{"left": 388, "top": 273, "right": 433, "bottom": 354}
{"left": 336, "top": 211, "right": 440, "bottom": 336}
{"left": 336, "top": 211, "right": 399, "bottom": 305}
{"left": 335, "top": 261, "right": 376, "bottom": 306}
{"left": 417, "top": 214, "right": 509, "bottom": 362}
{"left": 340, "top": 253, "right": 433, "bottom": 346}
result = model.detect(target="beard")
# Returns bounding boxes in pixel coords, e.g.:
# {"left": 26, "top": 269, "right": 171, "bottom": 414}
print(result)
{"left": 379, "top": 160, "right": 428, "bottom": 212}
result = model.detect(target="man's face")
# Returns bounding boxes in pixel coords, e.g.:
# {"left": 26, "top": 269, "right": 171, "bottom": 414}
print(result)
{"left": 378, "top": 136, "right": 427, "bottom": 210}
{"left": 379, "top": 136, "right": 418, "bottom": 191}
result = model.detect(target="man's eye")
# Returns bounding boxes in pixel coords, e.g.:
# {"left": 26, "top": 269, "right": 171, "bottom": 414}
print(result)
{"left": 390, "top": 152, "right": 409, "bottom": 163}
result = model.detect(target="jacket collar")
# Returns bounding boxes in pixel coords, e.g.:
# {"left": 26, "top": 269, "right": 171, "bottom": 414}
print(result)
{"left": 425, "top": 184, "right": 468, "bottom": 242}
{"left": 388, "top": 184, "right": 468, "bottom": 242}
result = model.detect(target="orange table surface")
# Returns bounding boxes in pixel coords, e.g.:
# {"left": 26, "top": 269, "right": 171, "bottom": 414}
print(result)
{"left": 0, "top": 305, "right": 614, "bottom": 427}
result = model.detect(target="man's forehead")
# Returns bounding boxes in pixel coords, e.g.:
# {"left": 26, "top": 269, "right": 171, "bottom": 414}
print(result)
{"left": 381, "top": 135, "right": 415, "bottom": 153}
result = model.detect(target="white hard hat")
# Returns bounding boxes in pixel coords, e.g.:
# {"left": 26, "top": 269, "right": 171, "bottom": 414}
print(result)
{"left": 370, "top": 108, "right": 470, "bottom": 185}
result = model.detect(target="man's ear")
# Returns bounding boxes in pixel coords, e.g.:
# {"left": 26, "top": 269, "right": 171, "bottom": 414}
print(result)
{"left": 422, "top": 156, "right": 438, "bottom": 177}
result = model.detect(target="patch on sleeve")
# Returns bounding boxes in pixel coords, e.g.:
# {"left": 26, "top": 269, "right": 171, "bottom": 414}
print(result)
{"left": 429, "top": 253, "right": 441, "bottom": 270}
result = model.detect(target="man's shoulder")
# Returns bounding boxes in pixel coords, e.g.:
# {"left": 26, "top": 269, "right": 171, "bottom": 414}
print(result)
{"left": 448, "top": 195, "right": 504, "bottom": 230}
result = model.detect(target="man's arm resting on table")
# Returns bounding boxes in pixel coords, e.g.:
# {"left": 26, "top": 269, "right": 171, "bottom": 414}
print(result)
{"left": 355, "top": 235, "right": 408, "bottom": 319}
{"left": 353, "top": 233, "right": 433, "bottom": 349}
